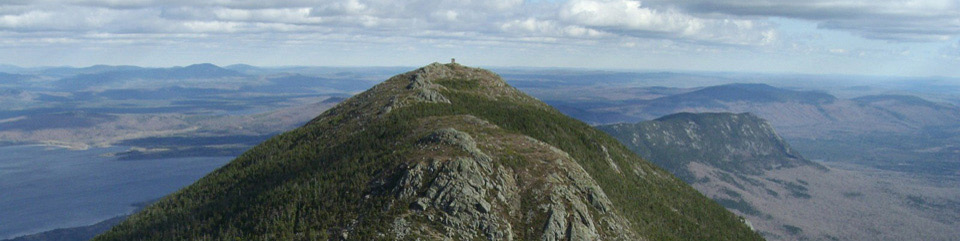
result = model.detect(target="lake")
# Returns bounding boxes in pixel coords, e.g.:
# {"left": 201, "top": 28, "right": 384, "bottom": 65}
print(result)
{"left": 0, "top": 145, "right": 232, "bottom": 239}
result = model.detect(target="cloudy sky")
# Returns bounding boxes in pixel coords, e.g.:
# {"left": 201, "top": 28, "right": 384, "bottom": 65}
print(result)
{"left": 1, "top": 0, "right": 959, "bottom": 77}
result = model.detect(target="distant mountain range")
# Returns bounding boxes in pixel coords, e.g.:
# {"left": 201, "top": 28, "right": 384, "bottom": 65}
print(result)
{"left": 0, "top": 63, "right": 365, "bottom": 150}
{"left": 635, "top": 83, "right": 837, "bottom": 106}
{"left": 53, "top": 64, "right": 246, "bottom": 91}
{"left": 554, "top": 82, "right": 960, "bottom": 175}
{"left": 0, "top": 73, "right": 35, "bottom": 85}
{"left": 4, "top": 64, "right": 227, "bottom": 78}
{"left": 597, "top": 83, "right": 960, "bottom": 137}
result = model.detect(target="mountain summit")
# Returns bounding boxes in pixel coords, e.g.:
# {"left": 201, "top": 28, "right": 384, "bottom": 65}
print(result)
{"left": 94, "top": 63, "right": 761, "bottom": 240}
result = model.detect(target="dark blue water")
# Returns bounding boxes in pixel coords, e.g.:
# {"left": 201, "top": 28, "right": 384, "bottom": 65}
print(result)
{"left": 0, "top": 145, "right": 232, "bottom": 239}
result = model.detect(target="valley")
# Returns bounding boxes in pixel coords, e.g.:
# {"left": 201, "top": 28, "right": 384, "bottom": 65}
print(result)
{"left": 694, "top": 161, "right": 960, "bottom": 240}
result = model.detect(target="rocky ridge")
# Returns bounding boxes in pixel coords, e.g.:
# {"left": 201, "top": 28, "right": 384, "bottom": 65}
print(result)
{"left": 95, "top": 63, "right": 761, "bottom": 241}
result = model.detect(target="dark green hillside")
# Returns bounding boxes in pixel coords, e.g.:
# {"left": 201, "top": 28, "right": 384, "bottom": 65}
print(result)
{"left": 598, "top": 112, "right": 823, "bottom": 182}
{"left": 95, "top": 63, "right": 761, "bottom": 241}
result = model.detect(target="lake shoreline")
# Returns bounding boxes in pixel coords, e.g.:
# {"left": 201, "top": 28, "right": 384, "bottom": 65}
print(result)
{"left": 0, "top": 145, "right": 233, "bottom": 239}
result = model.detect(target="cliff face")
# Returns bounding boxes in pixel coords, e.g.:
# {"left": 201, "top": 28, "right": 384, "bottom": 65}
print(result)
{"left": 95, "top": 63, "right": 761, "bottom": 241}
{"left": 600, "top": 112, "right": 830, "bottom": 240}
{"left": 599, "top": 112, "right": 822, "bottom": 182}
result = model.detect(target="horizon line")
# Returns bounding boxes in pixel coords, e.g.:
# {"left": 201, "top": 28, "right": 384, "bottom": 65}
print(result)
{"left": 2, "top": 62, "right": 959, "bottom": 80}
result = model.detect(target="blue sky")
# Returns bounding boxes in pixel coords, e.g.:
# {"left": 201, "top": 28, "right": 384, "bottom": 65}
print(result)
{"left": 1, "top": 0, "right": 959, "bottom": 77}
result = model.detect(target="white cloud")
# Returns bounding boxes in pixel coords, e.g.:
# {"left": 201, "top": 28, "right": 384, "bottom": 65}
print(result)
{"left": 310, "top": 0, "right": 367, "bottom": 16}
{"left": 829, "top": 48, "right": 848, "bottom": 54}
{"left": 0, "top": 10, "right": 54, "bottom": 29}
{"left": 561, "top": 0, "right": 699, "bottom": 33}
{"left": 645, "top": 0, "right": 960, "bottom": 41}
{"left": 941, "top": 40, "right": 960, "bottom": 59}
{"left": 558, "top": 0, "right": 777, "bottom": 45}
{"left": 0, "top": 0, "right": 956, "bottom": 77}
{"left": 500, "top": 18, "right": 608, "bottom": 38}
{"left": 0, "top": 0, "right": 783, "bottom": 47}
{"left": 162, "top": 7, "right": 321, "bottom": 24}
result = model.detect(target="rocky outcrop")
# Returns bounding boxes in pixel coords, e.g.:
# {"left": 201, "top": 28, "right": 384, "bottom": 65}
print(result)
{"left": 406, "top": 64, "right": 451, "bottom": 104}
{"left": 390, "top": 123, "right": 637, "bottom": 241}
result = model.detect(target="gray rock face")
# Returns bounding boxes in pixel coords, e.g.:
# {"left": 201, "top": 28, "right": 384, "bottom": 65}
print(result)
{"left": 308, "top": 64, "right": 645, "bottom": 240}
{"left": 598, "top": 112, "right": 823, "bottom": 181}
{"left": 419, "top": 128, "right": 480, "bottom": 152}
{"left": 394, "top": 128, "right": 511, "bottom": 240}
{"left": 390, "top": 125, "right": 638, "bottom": 240}
{"left": 407, "top": 64, "right": 451, "bottom": 104}
{"left": 325, "top": 63, "right": 456, "bottom": 121}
